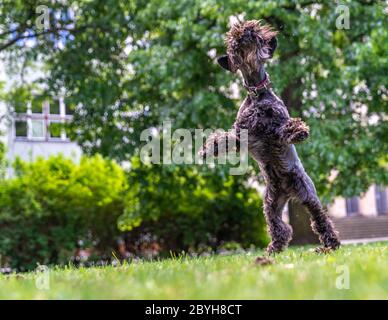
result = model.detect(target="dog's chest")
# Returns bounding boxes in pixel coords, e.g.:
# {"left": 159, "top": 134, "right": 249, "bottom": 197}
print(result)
{"left": 236, "top": 100, "right": 287, "bottom": 136}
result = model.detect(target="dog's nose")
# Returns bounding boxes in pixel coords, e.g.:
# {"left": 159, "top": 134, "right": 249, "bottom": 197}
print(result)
{"left": 241, "top": 29, "right": 255, "bottom": 45}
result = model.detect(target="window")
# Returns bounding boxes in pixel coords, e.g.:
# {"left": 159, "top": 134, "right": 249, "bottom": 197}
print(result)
{"left": 15, "top": 121, "right": 28, "bottom": 137}
{"left": 50, "top": 99, "right": 61, "bottom": 115}
{"left": 65, "top": 103, "right": 75, "bottom": 115}
{"left": 13, "top": 96, "right": 73, "bottom": 141}
{"left": 31, "top": 96, "right": 44, "bottom": 114}
{"left": 346, "top": 197, "right": 359, "bottom": 216}
{"left": 48, "top": 122, "right": 62, "bottom": 138}
{"left": 376, "top": 186, "right": 388, "bottom": 215}
{"left": 31, "top": 120, "right": 45, "bottom": 138}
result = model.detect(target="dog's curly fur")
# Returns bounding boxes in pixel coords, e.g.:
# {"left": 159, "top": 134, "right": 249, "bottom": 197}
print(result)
{"left": 200, "top": 20, "right": 340, "bottom": 254}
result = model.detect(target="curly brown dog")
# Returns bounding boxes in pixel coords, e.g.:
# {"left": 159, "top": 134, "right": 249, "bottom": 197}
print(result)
{"left": 200, "top": 20, "right": 340, "bottom": 254}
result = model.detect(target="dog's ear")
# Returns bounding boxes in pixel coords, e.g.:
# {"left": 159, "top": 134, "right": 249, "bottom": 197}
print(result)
{"left": 267, "top": 37, "right": 277, "bottom": 57}
{"left": 217, "top": 55, "right": 233, "bottom": 72}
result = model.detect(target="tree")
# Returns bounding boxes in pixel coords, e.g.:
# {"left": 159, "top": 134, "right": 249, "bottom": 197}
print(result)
{"left": 1, "top": 1, "right": 387, "bottom": 237}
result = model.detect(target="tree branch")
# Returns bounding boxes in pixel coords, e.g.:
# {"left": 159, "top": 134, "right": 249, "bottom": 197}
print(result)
{"left": 0, "top": 24, "right": 92, "bottom": 52}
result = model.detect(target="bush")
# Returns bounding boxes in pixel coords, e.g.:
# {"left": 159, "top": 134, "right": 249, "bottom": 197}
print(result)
{"left": 0, "top": 155, "right": 267, "bottom": 270}
{"left": 119, "top": 158, "right": 268, "bottom": 254}
{"left": 0, "top": 155, "right": 127, "bottom": 270}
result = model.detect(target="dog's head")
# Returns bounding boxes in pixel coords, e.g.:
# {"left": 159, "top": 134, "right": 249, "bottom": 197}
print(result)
{"left": 217, "top": 20, "right": 278, "bottom": 74}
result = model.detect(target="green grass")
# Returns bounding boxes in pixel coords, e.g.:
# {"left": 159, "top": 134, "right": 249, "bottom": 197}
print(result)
{"left": 1, "top": 242, "right": 387, "bottom": 299}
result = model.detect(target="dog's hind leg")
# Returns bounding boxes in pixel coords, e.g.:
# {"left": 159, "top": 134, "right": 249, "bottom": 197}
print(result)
{"left": 263, "top": 187, "right": 292, "bottom": 254}
{"left": 293, "top": 173, "right": 340, "bottom": 251}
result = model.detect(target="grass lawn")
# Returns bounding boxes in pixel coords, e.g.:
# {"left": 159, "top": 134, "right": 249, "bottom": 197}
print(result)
{"left": 0, "top": 242, "right": 387, "bottom": 299}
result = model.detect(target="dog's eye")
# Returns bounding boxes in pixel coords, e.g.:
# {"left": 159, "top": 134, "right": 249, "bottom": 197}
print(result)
{"left": 257, "top": 36, "right": 264, "bottom": 46}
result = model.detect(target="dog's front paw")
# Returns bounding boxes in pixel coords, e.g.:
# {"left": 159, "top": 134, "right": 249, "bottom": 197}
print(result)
{"left": 282, "top": 118, "right": 310, "bottom": 144}
{"left": 198, "top": 147, "right": 209, "bottom": 160}
{"left": 198, "top": 142, "right": 218, "bottom": 160}
{"left": 198, "top": 147, "right": 206, "bottom": 159}
{"left": 291, "top": 129, "right": 309, "bottom": 143}
{"left": 198, "top": 132, "right": 225, "bottom": 160}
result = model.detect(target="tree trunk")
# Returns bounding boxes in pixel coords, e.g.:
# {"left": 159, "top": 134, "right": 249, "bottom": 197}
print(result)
{"left": 288, "top": 200, "right": 319, "bottom": 245}
{"left": 281, "top": 79, "right": 319, "bottom": 245}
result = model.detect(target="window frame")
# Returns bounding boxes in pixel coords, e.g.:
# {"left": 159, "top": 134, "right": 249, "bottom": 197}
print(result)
{"left": 14, "top": 120, "right": 28, "bottom": 138}
{"left": 345, "top": 197, "right": 359, "bottom": 216}
{"left": 376, "top": 186, "right": 388, "bottom": 215}
{"left": 13, "top": 96, "right": 72, "bottom": 142}
{"left": 30, "top": 119, "right": 46, "bottom": 140}
{"left": 48, "top": 120, "right": 65, "bottom": 140}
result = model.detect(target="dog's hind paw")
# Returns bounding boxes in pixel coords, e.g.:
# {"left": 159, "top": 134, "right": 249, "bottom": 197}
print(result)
{"left": 266, "top": 242, "right": 285, "bottom": 255}
{"left": 314, "top": 247, "right": 334, "bottom": 254}
{"left": 254, "top": 256, "right": 274, "bottom": 266}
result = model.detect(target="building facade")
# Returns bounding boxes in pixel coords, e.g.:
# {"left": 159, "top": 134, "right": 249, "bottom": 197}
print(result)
{"left": 5, "top": 96, "right": 81, "bottom": 174}
{"left": 328, "top": 185, "right": 388, "bottom": 218}
{"left": 327, "top": 185, "right": 388, "bottom": 242}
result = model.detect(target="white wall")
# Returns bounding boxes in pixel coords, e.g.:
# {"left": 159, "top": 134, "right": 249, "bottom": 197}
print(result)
{"left": 7, "top": 140, "right": 81, "bottom": 162}
{"left": 6, "top": 140, "right": 82, "bottom": 176}
{"left": 328, "top": 198, "right": 347, "bottom": 218}
{"left": 327, "top": 185, "right": 379, "bottom": 218}
{"left": 359, "top": 185, "right": 378, "bottom": 216}
{"left": 0, "top": 60, "right": 8, "bottom": 145}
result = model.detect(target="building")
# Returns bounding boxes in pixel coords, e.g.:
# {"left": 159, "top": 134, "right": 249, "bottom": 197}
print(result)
{"left": 4, "top": 95, "right": 81, "bottom": 174}
{"left": 328, "top": 185, "right": 388, "bottom": 242}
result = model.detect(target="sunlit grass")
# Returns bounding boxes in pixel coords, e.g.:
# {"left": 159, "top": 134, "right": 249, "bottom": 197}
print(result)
{"left": 1, "top": 242, "right": 387, "bottom": 299}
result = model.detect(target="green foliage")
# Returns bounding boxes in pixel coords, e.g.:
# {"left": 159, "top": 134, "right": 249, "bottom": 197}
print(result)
{"left": 1, "top": 1, "right": 387, "bottom": 266}
{"left": 0, "top": 155, "right": 127, "bottom": 270}
{"left": 1, "top": 243, "right": 388, "bottom": 299}
{"left": 0, "top": 155, "right": 267, "bottom": 270}
{"left": 2, "top": 85, "right": 33, "bottom": 113}
{"left": 0, "top": 141, "right": 5, "bottom": 179}
{"left": 119, "top": 158, "right": 267, "bottom": 249}
{"left": 48, "top": 122, "right": 62, "bottom": 138}
{"left": 1, "top": 0, "right": 386, "bottom": 201}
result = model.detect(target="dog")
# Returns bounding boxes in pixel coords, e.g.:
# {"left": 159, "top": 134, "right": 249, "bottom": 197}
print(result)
{"left": 200, "top": 20, "right": 340, "bottom": 254}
